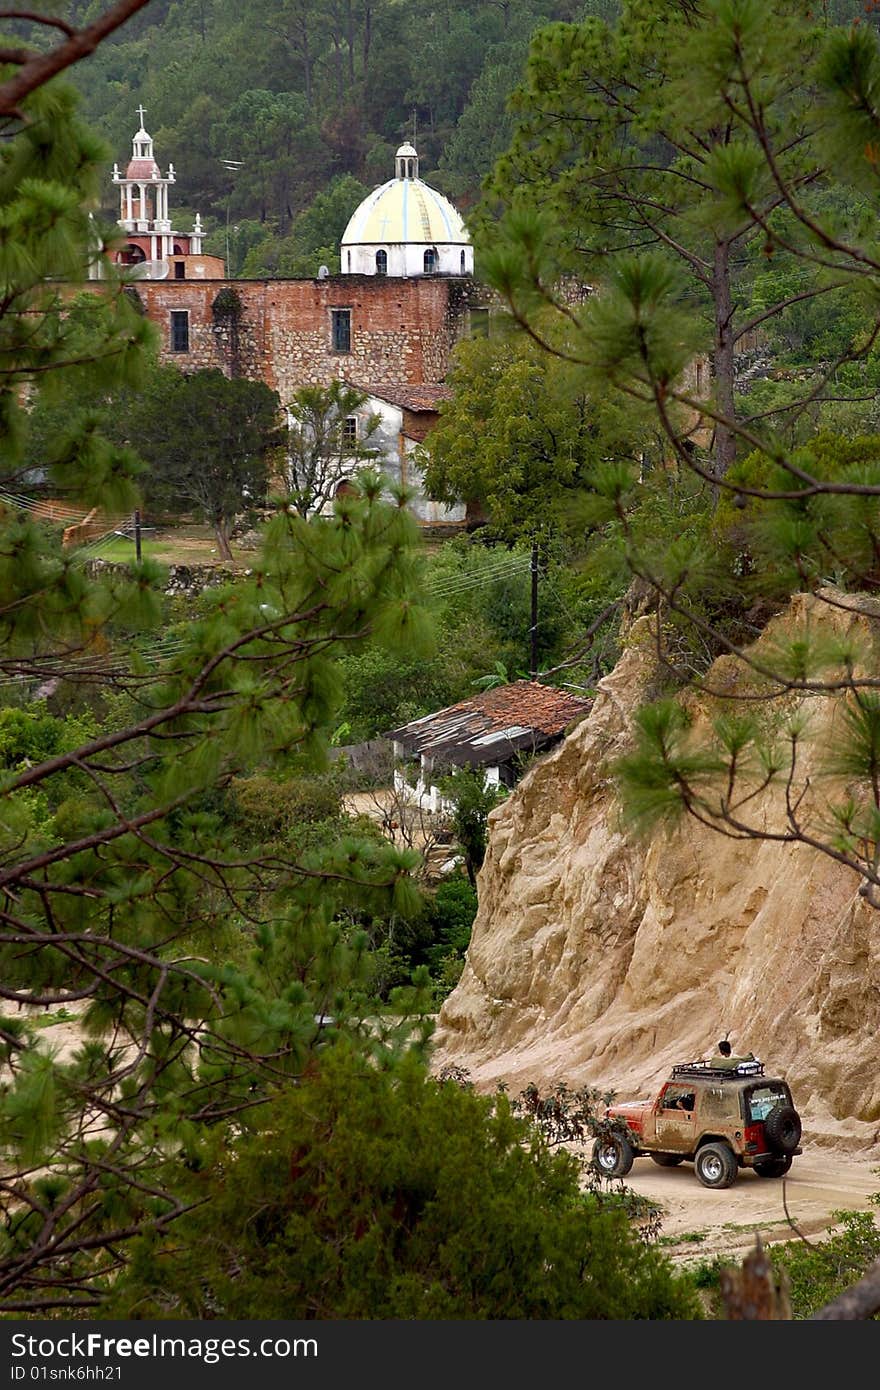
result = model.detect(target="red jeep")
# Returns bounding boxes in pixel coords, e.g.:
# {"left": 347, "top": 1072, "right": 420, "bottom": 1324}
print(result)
{"left": 592, "top": 1059, "right": 803, "bottom": 1189}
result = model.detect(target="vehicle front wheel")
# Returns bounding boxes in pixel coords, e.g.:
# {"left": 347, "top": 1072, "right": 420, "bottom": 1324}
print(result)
{"left": 754, "top": 1155, "right": 793, "bottom": 1178}
{"left": 650, "top": 1153, "right": 685, "bottom": 1167}
{"left": 592, "top": 1132, "right": 635, "bottom": 1178}
{"left": 695, "top": 1142, "right": 738, "bottom": 1189}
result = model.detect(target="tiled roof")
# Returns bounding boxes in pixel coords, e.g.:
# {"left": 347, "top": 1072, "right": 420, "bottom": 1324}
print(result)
{"left": 355, "top": 382, "right": 452, "bottom": 412}
{"left": 125, "top": 159, "right": 160, "bottom": 179}
{"left": 385, "top": 680, "right": 591, "bottom": 767}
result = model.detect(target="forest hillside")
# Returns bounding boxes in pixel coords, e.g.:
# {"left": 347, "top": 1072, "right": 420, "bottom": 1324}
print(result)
{"left": 17, "top": 0, "right": 870, "bottom": 278}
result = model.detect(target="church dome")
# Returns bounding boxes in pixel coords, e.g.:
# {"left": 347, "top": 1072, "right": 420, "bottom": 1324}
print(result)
{"left": 340, "top": 144, "right": 473, "bottom": 278}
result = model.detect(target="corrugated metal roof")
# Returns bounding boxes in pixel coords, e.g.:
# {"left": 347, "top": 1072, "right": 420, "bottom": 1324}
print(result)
{"left": 385, "top": 680, "right": 591, "bottom": 767}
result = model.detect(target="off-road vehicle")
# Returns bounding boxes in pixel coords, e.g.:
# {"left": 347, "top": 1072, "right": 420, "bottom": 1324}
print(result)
{"left": 591, "top": 1059, "right": 802, "bottom": 1189}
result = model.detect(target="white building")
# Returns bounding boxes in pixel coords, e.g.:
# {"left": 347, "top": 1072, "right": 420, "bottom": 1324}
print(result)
{"left": 349, "top": 384, "right": 465, "bottom": 526}
{"left": 340, "top": 143, "right": 473, "bottom": 279}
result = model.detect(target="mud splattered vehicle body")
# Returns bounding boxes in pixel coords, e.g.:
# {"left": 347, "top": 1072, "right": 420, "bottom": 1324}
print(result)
{"left": 592, "top": 1059, "right": 803, "bottom": 1189}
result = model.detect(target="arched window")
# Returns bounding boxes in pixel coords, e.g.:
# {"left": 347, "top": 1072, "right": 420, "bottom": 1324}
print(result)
{"left": 376, "top": 249, "right": 388, "bottom": 275}
{"left": 424, "top": 248, "right": 437, "bottom": 274}
{"left": 346, "top": 250, "right": 351, "bottom": 271}
{"left": 460, "top": 250, "right": 466, "bottom": 273}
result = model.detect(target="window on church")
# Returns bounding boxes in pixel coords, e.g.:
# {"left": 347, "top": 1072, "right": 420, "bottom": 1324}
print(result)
{"left": 375, "top": 250, "right": 387, "bottom": 275}
{"left": 469, "top": 308, "right": 490, "bottom": 338}
{"left": 174, "top": 261, "right": 185, "bottom": 280}
{"left": 342, "top": 416, "right": 358, "bottom": 445}
{"left": 424, "top": 249, "right": 437, "bottom": 274}
{"left": 460, "top": 250, "right": 466, "bottom": 273}
{"left": 331, "top": 308, "right": 351, "bottom": 353}
{"left": 170, "top": 310, "right": 189, "bottom": 353}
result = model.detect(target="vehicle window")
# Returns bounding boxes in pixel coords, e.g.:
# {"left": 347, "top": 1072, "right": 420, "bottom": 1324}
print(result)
{"left": 661, "top": 1088, "right": 695, "bottom": 1112}
{"left": 700, "top": 1085, "right": 735, "bottom": 1120}
{"left": 747, "top": 1083, "right": 789, "bottom": 1122}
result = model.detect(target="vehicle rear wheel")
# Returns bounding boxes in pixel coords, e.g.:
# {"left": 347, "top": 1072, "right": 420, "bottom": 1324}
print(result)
{"left": 754, "top": 1154, "right": 793, "bottom": 1178}
{"left": 650, "top": 1153, "right": 685, "bottom": 1167}
{"left": 695, "top": 1142, "right": 738, "bottom": 1189}
{"left": 592, "top": 1132, "right": 635, "bottom": 1178}
{"left": 764, "top": 1104, "right": 802, "bottom": 1154}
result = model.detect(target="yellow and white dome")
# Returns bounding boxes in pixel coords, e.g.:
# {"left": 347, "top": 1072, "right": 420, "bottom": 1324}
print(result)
{"left": 340, "top": 144, "right": 473, "bottom": 278}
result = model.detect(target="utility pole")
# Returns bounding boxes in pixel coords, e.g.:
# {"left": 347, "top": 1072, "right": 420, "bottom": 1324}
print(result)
{"left": 220, "top": 158, "right": 243, "bottom": 273}
{"left": 530, "top": 536, "right": 539, "bottom": 680}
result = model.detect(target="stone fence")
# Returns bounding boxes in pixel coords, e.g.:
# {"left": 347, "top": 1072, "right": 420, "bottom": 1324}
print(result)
{"left": 85, "top": 558, "right": 241, "bottom": 597}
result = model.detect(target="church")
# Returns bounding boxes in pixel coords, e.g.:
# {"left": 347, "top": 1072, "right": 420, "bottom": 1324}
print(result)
{"left": 105, "top": 113, "right": 485, "bottom": 525}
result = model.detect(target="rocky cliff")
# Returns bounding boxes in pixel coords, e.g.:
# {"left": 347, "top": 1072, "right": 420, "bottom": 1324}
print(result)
{"left": 431, "top": 591, "right": 880, "bottom": 1156}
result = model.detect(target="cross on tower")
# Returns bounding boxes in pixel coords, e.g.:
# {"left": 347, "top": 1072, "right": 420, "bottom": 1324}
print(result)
{"left": 136, "top": 104, "right": 147, "bottom": 127}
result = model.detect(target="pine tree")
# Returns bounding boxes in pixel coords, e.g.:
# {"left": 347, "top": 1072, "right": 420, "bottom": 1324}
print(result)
{"left": 0, "top": 51, "right": 438, "bottom": 1310}
{"left": 480, "top": 1, "right": 880, "bottom": 911}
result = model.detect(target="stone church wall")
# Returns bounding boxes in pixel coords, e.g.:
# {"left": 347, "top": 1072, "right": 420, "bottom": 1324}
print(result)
{"left": 136, "top": 274, "right": 478, "bottom": 402}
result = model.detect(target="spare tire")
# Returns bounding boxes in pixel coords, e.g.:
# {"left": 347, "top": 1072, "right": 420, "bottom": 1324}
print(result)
{"left": 764, "top": 1104, "right": 802, "bottom": 1154}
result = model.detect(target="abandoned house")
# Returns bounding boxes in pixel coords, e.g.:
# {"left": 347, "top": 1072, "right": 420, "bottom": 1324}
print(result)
{"left": 386, "top": 680, "right": 592, "bottom": 812}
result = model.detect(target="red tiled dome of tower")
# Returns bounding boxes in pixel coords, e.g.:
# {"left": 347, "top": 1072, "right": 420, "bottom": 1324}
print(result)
{"left": 125, "top": 157, "right": 160, "bottom": 179}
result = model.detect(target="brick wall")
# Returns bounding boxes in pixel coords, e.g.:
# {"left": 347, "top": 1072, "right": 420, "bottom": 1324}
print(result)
{"left": 137, "top": 275, "right": 477, "bottom": 401}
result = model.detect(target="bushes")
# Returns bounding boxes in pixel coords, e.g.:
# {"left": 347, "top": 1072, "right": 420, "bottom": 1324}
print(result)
{"left": 770, "top": 1208, "right": 880, "bottom": 1319}
{"left": 228, "top": 769, "right": 344, "bottom": 842}
{"left": 111, "top": 1046, "right": 703, "bottom": 1320}
{"left": 692, "top": 1207, "right": 880, "bottom": 1319}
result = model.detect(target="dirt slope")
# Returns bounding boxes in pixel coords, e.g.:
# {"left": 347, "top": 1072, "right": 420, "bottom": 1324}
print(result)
{"left": 622, "top": 1149, "right": 880, "bottom": 1267}
{"left": 431, "top": 591, "right": 880, "bottom": 1163}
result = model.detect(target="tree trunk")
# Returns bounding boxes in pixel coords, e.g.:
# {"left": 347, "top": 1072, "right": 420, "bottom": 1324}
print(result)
{"left": 214, "top": 519, "right": 233, "bottom": 562}
{"left": 711, "top": 236, "right": 737, "bottom": 489}
{"left": 346, "top": 0, "right": 355, "bottom": 84}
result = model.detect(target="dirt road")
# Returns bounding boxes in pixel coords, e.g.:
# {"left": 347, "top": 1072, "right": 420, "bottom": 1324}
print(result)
{"left": 622, "top": 1147, "right": 880, "bottom": 1268}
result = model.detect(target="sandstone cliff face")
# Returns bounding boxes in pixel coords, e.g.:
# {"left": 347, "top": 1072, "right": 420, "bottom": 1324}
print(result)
{"left": 432, "top": 592, "right": 880, "bottom": 1155}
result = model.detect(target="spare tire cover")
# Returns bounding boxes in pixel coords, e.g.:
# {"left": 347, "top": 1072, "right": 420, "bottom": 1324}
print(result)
{"left": 764, "top": 1104, "right": 802, "bottom": 1153}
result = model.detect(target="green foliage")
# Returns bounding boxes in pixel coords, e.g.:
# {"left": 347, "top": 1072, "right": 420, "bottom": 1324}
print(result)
{"left": 108, "top": 1045, "right": 702, "bottom": 1320}
{"left": 695, "top": 1206, "right": 880, "bottom": 1319}
{"left": 615, "top": 700, "right": 711, "bottom": 832}
{"left": 439, "top": 766, "right": 507, "bottom": 886}
{"left": 721, "top": 433, "right": 880, "bottom": 598}
{"left": 475, "top": 0, "right": 834, "bottom": 485}
{"left": 240, "top": 174, "right": 370, "bottom": 277}
{"left": 227, "top": 767, "right": 345, "bottom": 843}
{"left": 420, "top": 873, "right": 479, "bottom": 1000}
{"left": 0, "top": 707, "right": 99, "bottom": 770}
{"left": 56, "top": 0, "right": 625, "bottom": 252}
{"left": 122, "top": 366, "right": 283, "bottom": 556}
{"left": 339, "top": 645, "right": 457, "bottom": 742}
{"left": 0, "top": 394, "right": 440, "bottom": 1306}
{"left": 423, "top": 329, "right": 651, "bottom": 543}
{"left": 285, "top": 380, "right": 382, "bottom": 518}
{"left": 770, "top": 1206, "right": 880, "bottom": 1318}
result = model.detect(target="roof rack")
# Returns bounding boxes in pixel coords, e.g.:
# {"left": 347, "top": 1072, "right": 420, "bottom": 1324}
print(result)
{"left": 671, "top": 1058, "right": 764, "bottom": 1079}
